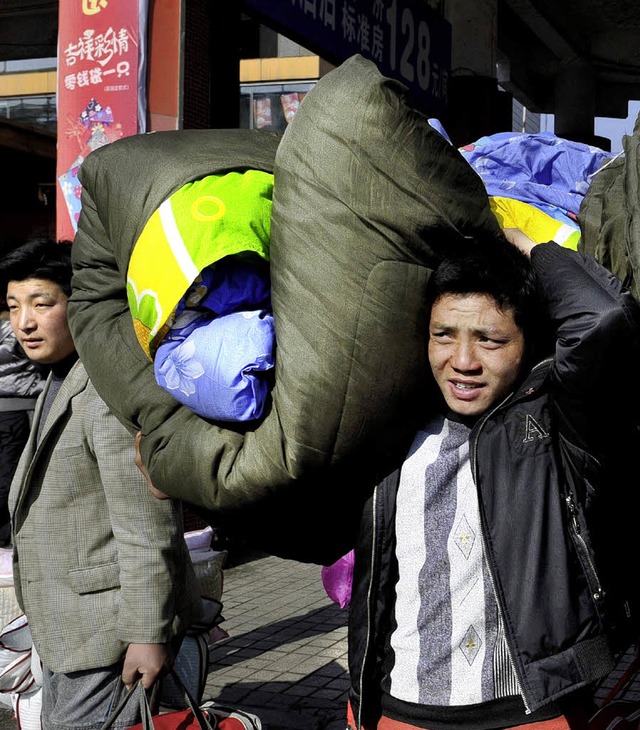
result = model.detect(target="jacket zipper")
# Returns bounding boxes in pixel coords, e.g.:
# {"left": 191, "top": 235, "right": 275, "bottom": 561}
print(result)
{"left": 515, "top": 352, "right": 602, "bottom": 607}
{"left": 357, "top": 485, "right": 378, "bottom": 730}
{"left": 471, "top": 391, "right": 533, "bottom": 714}
{"left": 564, "top": 494, "right": 604, "bottom": 603}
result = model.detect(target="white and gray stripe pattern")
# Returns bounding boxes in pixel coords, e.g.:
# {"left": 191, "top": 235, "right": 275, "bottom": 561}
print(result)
{"left": 389, "top": 415, "right": 518, "bottom": 706}
{"left": 494, "top": 612, "right": 520, "bottom": 698}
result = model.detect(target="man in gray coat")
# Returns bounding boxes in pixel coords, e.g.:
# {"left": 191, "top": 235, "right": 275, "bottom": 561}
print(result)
{"left": 0, "top": 315, "right": 44, "bottom": 546}
{"left": 0, "top": 239, "right": 202, "bottom": 730}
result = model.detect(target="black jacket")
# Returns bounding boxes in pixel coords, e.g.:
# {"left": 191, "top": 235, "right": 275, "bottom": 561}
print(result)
{"left": 348, "top": 243, "right": 640, "bottom": 728}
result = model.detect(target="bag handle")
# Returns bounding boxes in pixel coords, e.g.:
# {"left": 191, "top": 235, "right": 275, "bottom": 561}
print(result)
{"left": 98, "top": 669, "right": 215, "bottom": 730}
{"left": 166, "top": 669, "right": 215, "bottom": 730}
{"left": 98, "top": 681, "right": 149, "bottom": 730}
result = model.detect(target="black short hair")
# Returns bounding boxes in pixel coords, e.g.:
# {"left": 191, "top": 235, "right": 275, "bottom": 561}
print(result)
{"left": 0, "top": 239, "right": 73, "bottom": 302}
{"left": 426, "top": 234, "right": 546, "bottom": 357}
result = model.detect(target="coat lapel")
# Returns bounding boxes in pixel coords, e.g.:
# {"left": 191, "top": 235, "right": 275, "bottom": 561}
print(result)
{"left": 36, "top": 360, "right": 86, "bottom": 448}
{"left": 11, "top": 360, "right": 87, "bottom": 516}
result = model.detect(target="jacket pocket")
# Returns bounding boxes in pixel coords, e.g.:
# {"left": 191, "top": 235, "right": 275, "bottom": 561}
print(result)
{"left": 53, "top": 445, "right": 86, "bottom": 458}
{"left": 67, "top": 562, "right": 120, "bottom": 594}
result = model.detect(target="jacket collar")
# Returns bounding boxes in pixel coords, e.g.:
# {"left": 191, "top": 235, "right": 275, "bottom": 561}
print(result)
{"left": 512, "top": 356, "right": 553, "bottom": 402}
{"left": 24, "top": 358, "right": 85, "bottom": 457}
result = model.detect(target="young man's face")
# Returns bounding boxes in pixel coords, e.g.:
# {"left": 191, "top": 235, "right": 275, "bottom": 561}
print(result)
{"left": 6, "top": 278, "right": 75, "bottom": 365}
{"left": 428, "top": 293, "right": 526, "bottom": 418}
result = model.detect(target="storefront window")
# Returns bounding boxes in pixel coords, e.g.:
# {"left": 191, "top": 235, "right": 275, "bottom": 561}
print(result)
{"left": 0, "top": 95, "right": 56, "bottom": 133}
{"left": 0, "top": 58, "right": 57, "bottom": 74}
{"left": 240, "top": 82, "right": 315, "bottom": 132}
{"left": 0, "top": 58, "right": 58, "bottom": 133}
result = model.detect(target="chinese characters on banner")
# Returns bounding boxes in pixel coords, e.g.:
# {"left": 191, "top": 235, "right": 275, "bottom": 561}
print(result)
{"left": 56, "top": 0, "right": 148, "bottom": 241}
{"left": 242, "top": 0, "right": 451, "bottom": 117}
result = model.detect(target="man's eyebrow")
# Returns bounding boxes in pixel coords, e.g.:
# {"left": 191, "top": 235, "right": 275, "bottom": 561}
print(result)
{"left": 6, "top": 291, "right": 55, "bottom": 302}
{"left": 430, "top": 321, "right": 510, "bottom": 337}
{"left": 473, "top": 325, "right": 513, "bottom": 338}
{"left": 429, "top": 320, "right": 452, "bottom": 330}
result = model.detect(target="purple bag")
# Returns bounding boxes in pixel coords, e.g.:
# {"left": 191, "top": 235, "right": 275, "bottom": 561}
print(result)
{"left": 321, "top": 550, "right": 355, "bottom": 609}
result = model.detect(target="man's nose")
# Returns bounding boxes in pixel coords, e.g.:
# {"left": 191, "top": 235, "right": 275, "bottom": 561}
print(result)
{"left": 451, "top": 342, "right": 480, "bottom": 372}
{"left": 16, "top": 308, "right": 36, "bottom": 332}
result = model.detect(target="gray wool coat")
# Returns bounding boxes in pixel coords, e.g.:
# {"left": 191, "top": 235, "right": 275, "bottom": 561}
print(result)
{"left": 10, "top": 360, "right": 202, "bottom": 673}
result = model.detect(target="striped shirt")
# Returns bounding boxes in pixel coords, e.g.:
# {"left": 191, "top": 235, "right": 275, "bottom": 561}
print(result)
{"left": 388, "top": 413, "right": 519, "bottom": 707}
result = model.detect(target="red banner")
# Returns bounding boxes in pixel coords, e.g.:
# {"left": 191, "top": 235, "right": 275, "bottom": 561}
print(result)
{"left": 56, "top": 0, "right": 148, "bottom": 241}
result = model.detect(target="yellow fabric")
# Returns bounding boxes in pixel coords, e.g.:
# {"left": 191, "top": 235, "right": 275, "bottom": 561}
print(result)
{"left": 489, "top": 196, "right": 580, "bottom": 250}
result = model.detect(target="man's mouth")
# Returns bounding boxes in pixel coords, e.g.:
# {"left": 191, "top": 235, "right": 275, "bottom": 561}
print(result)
{"left": 447, "top": 380, "right": 485, "bottom": 402}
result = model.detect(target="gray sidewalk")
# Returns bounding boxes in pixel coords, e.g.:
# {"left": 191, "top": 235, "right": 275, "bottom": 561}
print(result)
{"left": 205, "top": 549, "right": 350, "bottom": 730}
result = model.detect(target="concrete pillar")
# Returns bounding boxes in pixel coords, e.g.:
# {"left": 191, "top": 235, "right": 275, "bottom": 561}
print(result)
{"left": 554, "top": 57, "right": 595, "bottom": 143}
{"left": 207, "top": 1, "right": 240, "bottom": 128}
{"left": 553, "top": 57, "right": 611, "bottom": 149}
{"left": 444, "top": 0, "right": 512, "bottom": 146}
{"left": 446, "top": 0, "right": 497, "bottom": 78}
{"left": 148, "top": 0, "right": 183, "bottom": 132}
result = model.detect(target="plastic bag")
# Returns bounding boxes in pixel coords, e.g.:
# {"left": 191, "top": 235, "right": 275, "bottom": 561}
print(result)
{"left": 0, "top": 614, "right": 42, "bottom": 729}
{"left": 321, "top": 550, "right": 354, "bottom": 609}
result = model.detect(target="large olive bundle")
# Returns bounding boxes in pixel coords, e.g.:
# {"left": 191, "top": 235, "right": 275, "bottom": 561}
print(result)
{"left": 68, "top": 55, "right": 499, "bottom": 562}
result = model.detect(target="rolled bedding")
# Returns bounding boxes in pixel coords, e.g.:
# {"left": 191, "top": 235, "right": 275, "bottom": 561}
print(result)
{"left": 68, "top": 55, "right": 500, "bottom": 563}
{"left": 128, "top": 169, "right": 276, "bottom": 422}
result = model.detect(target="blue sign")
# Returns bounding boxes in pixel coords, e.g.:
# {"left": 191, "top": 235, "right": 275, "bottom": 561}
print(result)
{"left": 242, "top": 0, "right": 451, "bottom": 115}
